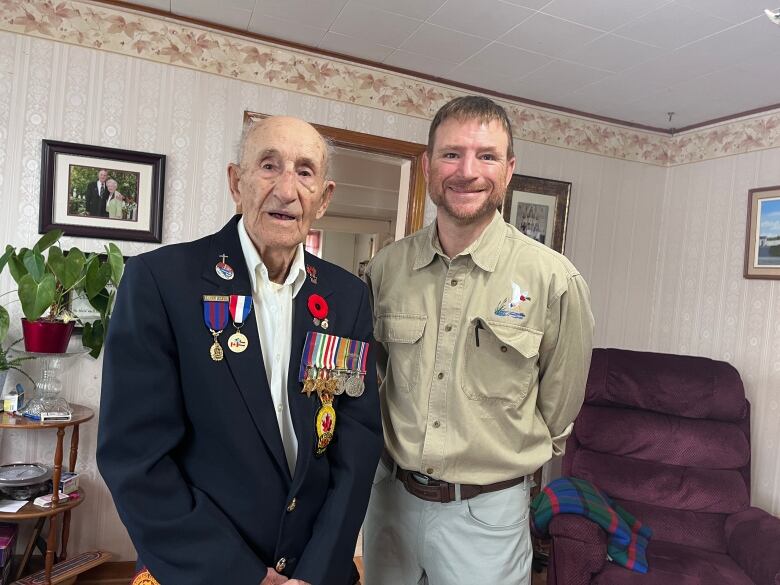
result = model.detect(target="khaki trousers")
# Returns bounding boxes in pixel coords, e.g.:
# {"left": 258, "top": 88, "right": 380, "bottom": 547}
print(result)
{"left": 363, "top": 459, "right": 533, "bottom": 585}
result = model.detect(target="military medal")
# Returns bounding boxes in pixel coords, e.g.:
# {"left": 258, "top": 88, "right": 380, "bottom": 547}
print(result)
{"left": 345, "top": 340, "right": 369, "bottom": 397}
{"left": 203, "top": 295, "right": 230, "bottom": 361}
{"left": 307, "top": 293, "right": 329, "bottom": 329}
{"left": 132, "top": 569, "right": 160, "bottom": 585}
{"left": 315, "top": 391, "right": 336, "bottom": 457}
{"left": 227, "top": 294, "right": 252, "bottom": 353}
{"left": 215, "top": 254, "right": 235, "bottom": 280}
{"left": 299, "top": 331, "right": 370, "bottom": 399}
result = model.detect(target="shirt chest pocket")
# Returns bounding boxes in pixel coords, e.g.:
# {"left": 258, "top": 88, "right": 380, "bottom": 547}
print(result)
{"left": 374, "top": 314, "right": 426, "bottom": 394}
{"left": 462, "top": 318, "right": 542, "bottom": 405}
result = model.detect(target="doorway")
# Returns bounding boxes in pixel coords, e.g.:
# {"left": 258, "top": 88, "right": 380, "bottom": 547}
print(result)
{"left": 243, "top": 112, "right": 428, "bottom": 277}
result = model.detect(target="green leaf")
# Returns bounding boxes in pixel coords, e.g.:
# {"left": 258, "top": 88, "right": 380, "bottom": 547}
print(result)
{"left": 57, "top": 247, "right": 86, "bottom": 291}
{"left": 0, "top": 305, "right": 8, "bottom": 345}
{"left": 48, "top": 247, "right": 66, "bottom": 287}
{"left": 0, "top": 246, "right": 13, "bottom": 275}
{"left": 8, "top": 253, "right": 28, "bottom": 284}
{"left": 33, "top": 230, "right": 63, "bottom": 254}
{"left": 81, "top": 319, "right": 104, "bottom": 359}
{"left": 88, "top": 287, "right": 110, "bottom": 316}
{"left": 85, "top": 258, "right": 110, "bottom": 300}
{"left": 18, "top": 273, "right": 56, "bottom": 321}
{"left": 22, "top": 250, "right": 46, "bottom": 283}
{"left": 105, "top": 243, "right": 124, "bottom": 286}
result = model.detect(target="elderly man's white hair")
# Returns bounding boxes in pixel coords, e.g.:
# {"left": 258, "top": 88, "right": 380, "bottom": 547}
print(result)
{"left": 235, "top": 119, "right": 335, "bottom": 179}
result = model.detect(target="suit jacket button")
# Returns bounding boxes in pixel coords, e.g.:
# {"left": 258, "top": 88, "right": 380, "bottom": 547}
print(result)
{"left": 276, "top": 558, "right": 287, "bottom": 572}
{"left": 287, "top": 498, "right": 297, "bottom": 512}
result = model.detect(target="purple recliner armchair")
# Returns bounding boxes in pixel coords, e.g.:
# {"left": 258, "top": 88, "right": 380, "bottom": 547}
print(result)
{"left": 547, "top": 348, "right": 780, "bottom": 585}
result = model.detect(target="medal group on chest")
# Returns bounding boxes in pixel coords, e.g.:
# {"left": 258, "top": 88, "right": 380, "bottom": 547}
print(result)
{"left": 201, "top": 254, "right": 369, "bottom": 456}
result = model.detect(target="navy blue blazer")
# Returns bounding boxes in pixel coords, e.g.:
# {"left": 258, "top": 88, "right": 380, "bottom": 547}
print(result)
{"left": 97, "top": 215, "right": 382, "bottom": 585}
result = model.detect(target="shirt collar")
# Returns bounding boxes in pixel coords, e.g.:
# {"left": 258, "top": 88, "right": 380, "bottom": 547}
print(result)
{"left": 238, "top": 217, "right": 307, "bottom": 297}
{"left": 412, "top": 210, "right": 506, "bottom": 273}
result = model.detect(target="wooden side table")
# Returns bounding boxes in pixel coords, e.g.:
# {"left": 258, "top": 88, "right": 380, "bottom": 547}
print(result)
{"left": 0, "top": 404, "right": 94, "bottom": 585}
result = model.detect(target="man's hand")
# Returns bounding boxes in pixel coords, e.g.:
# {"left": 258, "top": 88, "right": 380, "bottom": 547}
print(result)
{"left": 286, "top": 581, "right": 311, "bottom": 585}
{"left": 260, "top": 568, "right": 288, "bottom": 585}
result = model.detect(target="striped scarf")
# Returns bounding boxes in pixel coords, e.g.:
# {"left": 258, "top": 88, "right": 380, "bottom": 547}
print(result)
{"left": 531, "top": 477, "right": 652, "bottom": 573}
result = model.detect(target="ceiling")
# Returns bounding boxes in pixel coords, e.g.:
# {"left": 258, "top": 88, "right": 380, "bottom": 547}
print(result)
{"left": 115, "top": 0, "right": 780, "bottom": 130}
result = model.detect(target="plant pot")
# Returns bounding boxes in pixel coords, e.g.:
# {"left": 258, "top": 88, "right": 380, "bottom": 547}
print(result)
{"left": 21, "top": 319, "right": 75, "bottom": 353}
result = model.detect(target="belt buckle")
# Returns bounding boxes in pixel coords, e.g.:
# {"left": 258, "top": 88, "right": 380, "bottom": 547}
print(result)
{"left": 410, "top": 471, "right": 433, "bottom": 485}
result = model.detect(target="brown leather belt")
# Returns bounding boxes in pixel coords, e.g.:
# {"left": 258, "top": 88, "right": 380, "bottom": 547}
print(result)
{"left": 381, "top": 449, "right": 524, "bottom": 504}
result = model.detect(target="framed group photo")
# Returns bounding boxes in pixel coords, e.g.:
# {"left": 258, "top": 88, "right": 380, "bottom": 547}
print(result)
{"left": 502, "top": 174, "right": 571, "bottom": 253}
{"left": 39, "top": 140, "right": 166, "bottom": 243}
{"left": 744, "top": 185, "right": 780, "bottom": 279}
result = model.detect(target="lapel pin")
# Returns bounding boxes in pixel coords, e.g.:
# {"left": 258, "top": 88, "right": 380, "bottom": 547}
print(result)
{"left": 215, "top": 254, "right": 235, "bottom": 280}
{"left": 306, "top": 264, "right": 318, "bottom": 285}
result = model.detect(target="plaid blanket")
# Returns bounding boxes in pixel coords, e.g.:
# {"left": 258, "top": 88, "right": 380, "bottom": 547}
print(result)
{"left": 531, "top": 477, "right": 652, "bottom": 573}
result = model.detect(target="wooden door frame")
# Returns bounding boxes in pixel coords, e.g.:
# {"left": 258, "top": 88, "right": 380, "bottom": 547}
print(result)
{"left": 244, "top": 111, "right": 427, "bottom": 236}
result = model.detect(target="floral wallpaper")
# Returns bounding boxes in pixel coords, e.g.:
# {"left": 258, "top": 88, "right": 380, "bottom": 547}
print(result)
{"left": 670, "top": 113, "right": 780, "bottom": 165}
{"left": 0, "top": 0, "right": 674, "bottom": 165}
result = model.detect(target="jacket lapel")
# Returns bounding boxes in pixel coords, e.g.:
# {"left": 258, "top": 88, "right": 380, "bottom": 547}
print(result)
{"left": 201, "top": 216, "right": 290, "bottom": 480}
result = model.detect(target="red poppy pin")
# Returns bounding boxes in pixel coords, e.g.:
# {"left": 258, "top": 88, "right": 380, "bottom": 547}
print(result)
{"left": 307, "top": 293, "right": 329, "bottom": 329}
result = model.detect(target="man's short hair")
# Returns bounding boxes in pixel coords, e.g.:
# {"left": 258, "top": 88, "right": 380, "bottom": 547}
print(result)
{"left": 427, "top": 96, "right": 514, "bottom": 160}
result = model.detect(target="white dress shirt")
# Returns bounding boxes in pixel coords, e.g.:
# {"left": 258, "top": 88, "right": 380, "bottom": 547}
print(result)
{"left": 237, "top": 218, "right": 307, "bottom": 475}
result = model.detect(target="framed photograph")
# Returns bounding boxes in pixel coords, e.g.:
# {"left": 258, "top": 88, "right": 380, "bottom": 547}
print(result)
{"left": 502, "top": 174, "right": 571, "bottom": 254}
{"left": 39, "top": 140, "right": 166, "bottom": 243}
{"left": 744, "top": 185, "right": 780, "bottom": 279}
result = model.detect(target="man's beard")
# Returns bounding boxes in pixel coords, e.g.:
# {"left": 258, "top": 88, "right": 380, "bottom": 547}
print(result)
{"left": 430, "top": 185, "right": 505, "bottom": 225}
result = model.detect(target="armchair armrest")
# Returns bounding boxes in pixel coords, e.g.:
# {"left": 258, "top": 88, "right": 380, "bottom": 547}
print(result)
{"left": 547, "top": 515, "right": 608, "bottom": 585}
{"left": 725, "top": 507, "right": 780, "bottom": 585}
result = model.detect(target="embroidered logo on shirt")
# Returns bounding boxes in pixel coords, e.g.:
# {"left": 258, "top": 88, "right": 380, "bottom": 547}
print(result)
{"left": 494, "top": 282, "right": 531, "bottom": 320}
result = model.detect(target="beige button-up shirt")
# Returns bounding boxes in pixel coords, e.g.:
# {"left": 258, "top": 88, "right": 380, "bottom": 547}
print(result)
{"left": 366, "top": 211, "right": 594, "bottom": 484}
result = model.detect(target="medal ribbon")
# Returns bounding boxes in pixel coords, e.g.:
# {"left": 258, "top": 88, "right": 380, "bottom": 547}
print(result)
{"left": 299, "top": 332, "right": 317, "bottom": 381}
{"left": 229, "top": 295, "right": 252, "bottom": 324}
{"left": 299, "top": 332, "right": 371, "bottom": 382}
{"left": 202, "top": 295, "right": 230, "bottom": 331}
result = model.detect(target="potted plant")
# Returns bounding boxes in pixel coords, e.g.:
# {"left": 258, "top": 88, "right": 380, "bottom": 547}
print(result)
{"left": 0, "top": 230, "right": 124, "bottom": 358}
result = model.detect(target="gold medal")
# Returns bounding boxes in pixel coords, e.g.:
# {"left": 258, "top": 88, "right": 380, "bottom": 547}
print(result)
{"left": 325, "top": 377, "right": 338, "bottom": 394}
{"left": 227, "top": 331, "right": 249, "bottom": 353}
{"left": 302, "top": 378, "right": 316, "bottom": 396}
{"left": 210, "top": 340, "right": 224, "bottom": 361}
{"left": 315, "top": 392, "right": 336, "bottom": 457}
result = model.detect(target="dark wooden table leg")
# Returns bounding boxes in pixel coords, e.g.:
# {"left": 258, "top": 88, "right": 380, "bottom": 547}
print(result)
{"left": 43, "top": 426, "right": 66, "bottom": 584}
{"left": 61, "top": 423, "right": 81, "bottom": 560}
{"left": 69, "top": 424, "right": 80, "bottom": 471}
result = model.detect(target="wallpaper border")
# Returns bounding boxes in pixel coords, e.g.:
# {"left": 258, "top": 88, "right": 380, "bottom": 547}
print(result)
{"left": 1, "top": 0, "right": 778, "bottom": 167}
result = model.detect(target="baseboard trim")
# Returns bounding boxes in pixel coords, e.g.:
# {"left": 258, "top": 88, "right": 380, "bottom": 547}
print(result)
{"left": 75, "top": 561, "right": 135, "bottom": 584}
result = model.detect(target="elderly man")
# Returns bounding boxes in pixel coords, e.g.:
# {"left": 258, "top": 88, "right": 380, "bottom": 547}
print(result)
{"left": 85, "top": 168, "right": 109, "bottom": 216}
{"left": 98, "top": 116, "right": 382, "bottom": 585}
{"left": 363, "top": 96, "right": 594, "bottom": 584}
